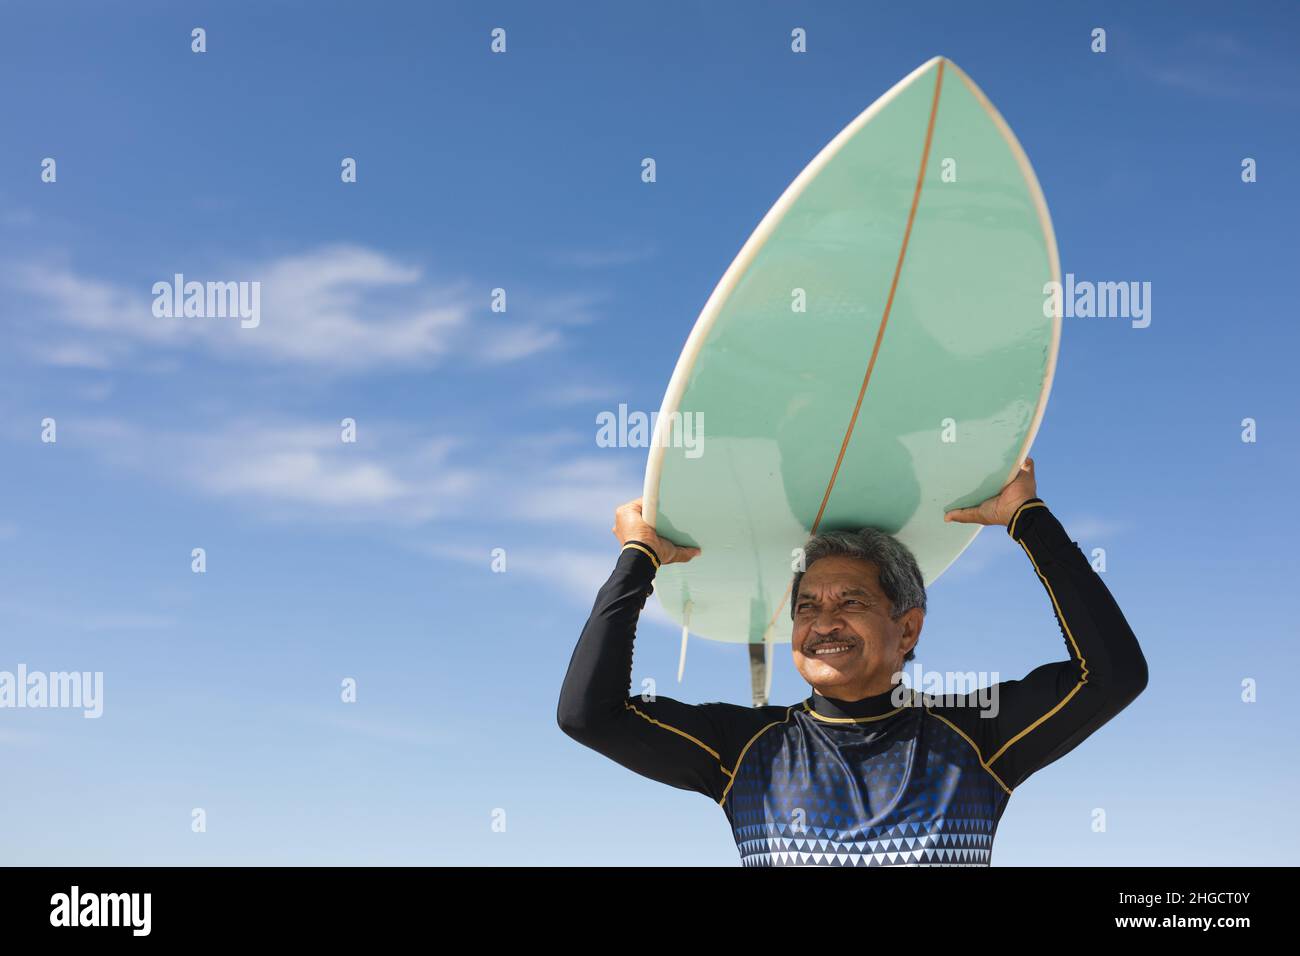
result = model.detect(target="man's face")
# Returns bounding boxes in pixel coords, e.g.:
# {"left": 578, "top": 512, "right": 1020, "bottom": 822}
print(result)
{"left": 791, "top": 555, "right": 922, "bottom": 699}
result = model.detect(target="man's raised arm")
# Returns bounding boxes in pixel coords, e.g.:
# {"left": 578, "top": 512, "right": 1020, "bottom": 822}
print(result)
{"left": 969, "top": 496, "right": 1149, "bottom": 791}
{"left": 556, "top": 500, "right": 740, "bottom": 802}
{"left": 940, "top": 459, "right": 1149, "bottom": 792}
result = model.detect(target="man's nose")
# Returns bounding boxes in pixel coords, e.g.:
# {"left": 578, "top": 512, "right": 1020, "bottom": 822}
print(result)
{"left": 811, "top": 611, "right": 841, "bottom": 632}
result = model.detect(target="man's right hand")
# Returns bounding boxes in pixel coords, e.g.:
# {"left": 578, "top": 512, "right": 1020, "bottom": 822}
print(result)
{"left": 612, "top": 497, "right": 701, "bottom": 566}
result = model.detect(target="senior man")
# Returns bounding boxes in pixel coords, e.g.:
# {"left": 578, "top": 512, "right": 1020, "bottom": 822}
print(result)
{"left": 557, "top": 459, "right": 1148, "bottom": 866}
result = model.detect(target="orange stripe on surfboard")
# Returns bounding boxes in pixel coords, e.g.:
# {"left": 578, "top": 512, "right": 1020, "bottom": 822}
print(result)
{"left": 761, "top": 59, "right": 946, "bottom": 644}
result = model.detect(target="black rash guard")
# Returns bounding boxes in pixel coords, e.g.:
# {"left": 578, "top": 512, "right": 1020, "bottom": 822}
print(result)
{"left": 557, "top": 498, "right": 1149, "bottom": 866}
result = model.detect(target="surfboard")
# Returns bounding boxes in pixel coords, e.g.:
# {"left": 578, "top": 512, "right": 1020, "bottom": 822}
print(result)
{"left": 641, "top": 57, "right": 1061, "bottom": 705}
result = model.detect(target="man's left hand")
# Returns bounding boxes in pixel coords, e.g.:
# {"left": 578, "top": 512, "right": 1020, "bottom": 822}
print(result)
{"left": 943, "top": 457, "right": 1039, "bottom": 527}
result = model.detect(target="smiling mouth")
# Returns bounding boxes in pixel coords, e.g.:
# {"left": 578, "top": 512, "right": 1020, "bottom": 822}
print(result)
{"left": 805, "top": 640, "right": 856, "bottom": 657}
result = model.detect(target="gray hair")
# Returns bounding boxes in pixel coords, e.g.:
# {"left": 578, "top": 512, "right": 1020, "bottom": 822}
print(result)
{"left": 790, "top": 528, "right": 926, "bottom": 663}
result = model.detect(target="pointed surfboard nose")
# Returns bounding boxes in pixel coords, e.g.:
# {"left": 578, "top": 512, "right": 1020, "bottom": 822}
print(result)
{"left": 643, "top": 55, "right": 1059, "bottom": 653}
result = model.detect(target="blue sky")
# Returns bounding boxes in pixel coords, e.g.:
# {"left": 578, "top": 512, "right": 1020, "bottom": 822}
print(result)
{"left": 1, "top": 0, "right": 1297, "bottom": 865}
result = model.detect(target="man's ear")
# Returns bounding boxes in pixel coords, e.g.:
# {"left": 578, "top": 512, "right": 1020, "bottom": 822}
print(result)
{"left": 899, "top": 608, "right": 924, "bottom": 657}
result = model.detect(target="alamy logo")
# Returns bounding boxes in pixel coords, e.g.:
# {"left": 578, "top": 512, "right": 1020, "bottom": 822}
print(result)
{"left": 49, "top": 886, "right": 151, "bottom": 936}
{"left": 596, "top": 404, "right": 704, "bottom": 458}
{"left": 892, "top": 664, "right": 1002, "bottom": 718}
{"left": 152, "top": 272, "right": 261, "bottom": 328}
{"left": 0, "top": 665, "right": 103, "bottom": 718}
{"left": 1042, "top": 272, "right": 1151, "bottom": 328}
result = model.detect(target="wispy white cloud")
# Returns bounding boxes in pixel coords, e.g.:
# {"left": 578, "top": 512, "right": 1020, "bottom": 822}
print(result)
{"left": 501, "top": 454, "right": 643, "bottom": 531}
{"left": 476, "top": 323, "right": 563, "bottom": 363}
{"left": 934, "top": 512, "right": 1131, "bottom": 581}
{"left": 74, "top": 381, "right": 115, "bottom": 402}
{"left": 70, "top": 416, "right": 482, "bottom": 525}
{"left": 404, "top": 440, "right": 682, "bottom": 621}
{"left": 516, "top": 289, "right": 609, "bottom": 329}
{"left": 419, "top": 541, "right": 611, "bottom": 603}
{"left": 6, "top": 244, "right": 587, "bottom": 372}
{"left": 547, "top": 243, "right": 658, "bottom": 269}
{"left": 536, "top": 382, "right": 618, "bottom": 406}
{"left": 37, "top": 343, "right": 118, "bottom": 370}
{"left": 1132, "top": 30, "right": 1298, "bottom": 101}
{"left": 228, "top": 244, "right": 463, "bottom": 367}
{"left": 1062, "top": 515, "right": 1131, "bottom": 542}
{"left": 0, "top": 595, "right": 175, "bottom": 632}
{"left": 420, "top": 539, "right": 676, "bottom": 626}
{"left": 937, "top": 528, "right": 1005, "bottom": 580}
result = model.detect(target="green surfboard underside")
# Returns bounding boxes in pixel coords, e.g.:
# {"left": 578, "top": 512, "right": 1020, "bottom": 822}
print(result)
{"left": 645, "top": 58, "right": 1059, "bottom": 646}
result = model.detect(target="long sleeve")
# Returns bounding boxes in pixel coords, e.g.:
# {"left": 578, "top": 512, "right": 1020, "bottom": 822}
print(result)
{"left": 556, "top": 544, "right": 747, "bottom": 803}
{"left": 953, "top": 498, "right": 1150, "bottom": 792}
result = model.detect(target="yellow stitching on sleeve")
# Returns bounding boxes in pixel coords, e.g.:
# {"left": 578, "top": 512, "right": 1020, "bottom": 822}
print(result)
{"left": 621, "top": 542, "right": 660, "bottom": 569}
{"left": 987, "top": 682, "right": 1085, "bottom": 766}
{"left": 925, "top": 707, "right": 1013, "bottom": 795}
{"left": 717, "top": 706, "right": 799, "bottom": 806}
{"left": 985, "top": 536, "right": 1089, "bottom": 767}
{"left": 623, "top": 701, "right": 732, "bottom": 778}
{"left": 1008, "top": 499, "right": 1046, "bottom": 538}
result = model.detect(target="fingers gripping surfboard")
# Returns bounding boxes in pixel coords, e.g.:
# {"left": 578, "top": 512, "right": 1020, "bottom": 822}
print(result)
{"left": 642, "top": 57, "right": 1061, "bottom": 705}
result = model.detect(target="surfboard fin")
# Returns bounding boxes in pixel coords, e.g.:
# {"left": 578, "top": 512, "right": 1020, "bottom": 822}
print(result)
{"left": 677, "top": 600, "right": 692, "bottom": 683}
{"left": 763, "top": 628, "right": 774, "bottom": 702}
{"left": 749, "top": 643, "right": 768, "bottom": 707}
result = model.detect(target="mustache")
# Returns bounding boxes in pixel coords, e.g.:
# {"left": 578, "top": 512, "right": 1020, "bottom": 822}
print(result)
{"left": 802, "top": 634, "right": 860, "bottom": 651}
